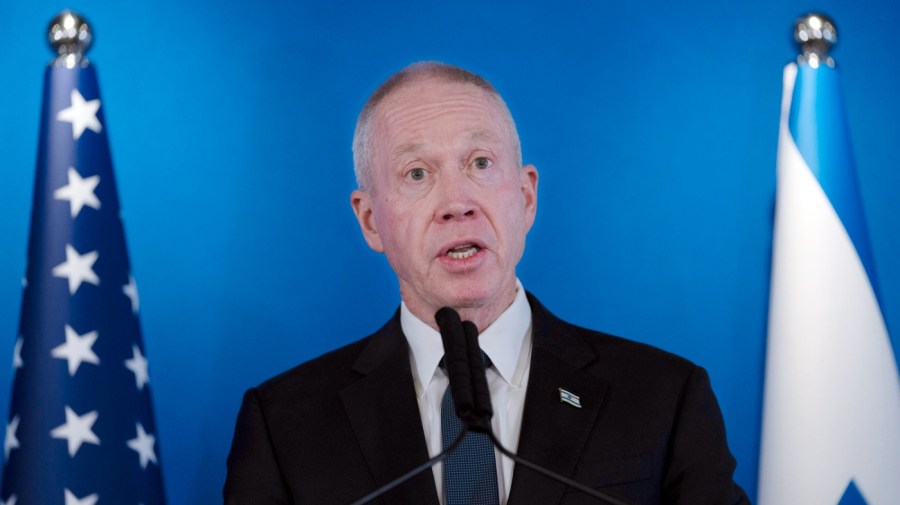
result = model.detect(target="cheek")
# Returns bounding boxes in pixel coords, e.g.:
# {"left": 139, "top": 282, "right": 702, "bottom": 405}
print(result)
{"left": 496, "top": 187, "right": 531, "bottom": 249}
{"left": 379, "top": 215, "right": 429, "bottom": 281}
{"left": 496, "top": 182, "right": 527, "bottom": 217}
{"left": 375, "top": 203, "right": 422, "bottom": 253}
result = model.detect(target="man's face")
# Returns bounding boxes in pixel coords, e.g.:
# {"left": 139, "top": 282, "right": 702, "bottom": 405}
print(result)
{"left": 351, "top": 77, "right": 538, "bottom": 327}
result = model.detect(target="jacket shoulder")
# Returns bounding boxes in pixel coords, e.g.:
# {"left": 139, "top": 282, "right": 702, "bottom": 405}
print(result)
{"left": 583, "top": 325, "right": 696, "bottom": 376}
{"left": 251, "top": 312, "right": 403, "bottom": 405}
{"left": 256, "top": 338, "right": 367, "bottom": 397}
{"left": 528, "top": 292, "right": 698, "bottom": 382}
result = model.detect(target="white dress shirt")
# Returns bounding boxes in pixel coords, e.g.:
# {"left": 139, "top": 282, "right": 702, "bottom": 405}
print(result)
{"left": 401, "top": 280, "right": 533, "bottom": 505}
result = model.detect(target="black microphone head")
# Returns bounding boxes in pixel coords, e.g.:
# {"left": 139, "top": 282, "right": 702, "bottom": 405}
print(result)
{"left": 462, "top": 320, "right": 493, "bottom": 430}
{"left": 434, "top": 307, "right": 475, "bottom": 420}
{"left": 434, "top": 306, "right": 461, "bottom": 329}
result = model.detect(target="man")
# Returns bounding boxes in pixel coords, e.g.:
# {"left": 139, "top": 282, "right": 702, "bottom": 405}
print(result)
{"left": 224, "top": 62, "right": 749, "bottom": 505}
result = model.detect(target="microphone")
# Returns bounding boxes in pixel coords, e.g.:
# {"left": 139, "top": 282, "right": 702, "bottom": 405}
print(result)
{"left": 461, "top": 319, "right": 492, "bottom": 430}
{"left": 435, "top": 307, "right": 477, "bottom": 426}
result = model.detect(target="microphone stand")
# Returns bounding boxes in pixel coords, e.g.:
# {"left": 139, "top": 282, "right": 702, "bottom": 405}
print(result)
{"left": 486, "top": 432, "right": 631, "bottom": 505}
{"left": 348, "top": 425, "right": 468, "bottom": 505}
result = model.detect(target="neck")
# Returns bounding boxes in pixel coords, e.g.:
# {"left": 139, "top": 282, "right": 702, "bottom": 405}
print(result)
{"left": 402, "top": 283, "right": 518, "bottom": 333}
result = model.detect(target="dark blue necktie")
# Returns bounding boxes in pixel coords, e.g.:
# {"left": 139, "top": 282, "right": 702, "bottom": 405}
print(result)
{"left": 441, "top": 353, "right": 499, "bottom": 505}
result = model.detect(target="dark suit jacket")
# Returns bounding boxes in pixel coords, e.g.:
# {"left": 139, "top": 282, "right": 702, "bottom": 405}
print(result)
{"left": 224, "top": 294, "right": 749, "bottom": 505}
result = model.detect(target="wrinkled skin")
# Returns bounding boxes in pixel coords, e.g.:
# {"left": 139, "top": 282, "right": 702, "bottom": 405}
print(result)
{"left": 351, "top": 77, "right": 538, "bottom": 331}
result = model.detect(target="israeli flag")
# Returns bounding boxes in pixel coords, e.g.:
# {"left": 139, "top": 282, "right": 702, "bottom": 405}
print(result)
{"left": 758, "top": 62, "right": 900, "bottom": 504}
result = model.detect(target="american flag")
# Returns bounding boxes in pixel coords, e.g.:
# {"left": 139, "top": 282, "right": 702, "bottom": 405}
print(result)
{"left": 1, "top": 58, "right": 166, "bottom": 504}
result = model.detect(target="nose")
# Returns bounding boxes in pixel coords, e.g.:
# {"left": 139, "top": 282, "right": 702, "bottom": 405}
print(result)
{"left": 435, "top": 169, "right": 479, "bottom": 222}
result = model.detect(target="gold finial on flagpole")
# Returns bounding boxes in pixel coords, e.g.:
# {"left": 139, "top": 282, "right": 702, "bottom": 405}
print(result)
{"left": 48, "top": 10, "right": 92, "bottom": 68}
{"left": 794, "top": 13, "right": 837, "bottom": 68}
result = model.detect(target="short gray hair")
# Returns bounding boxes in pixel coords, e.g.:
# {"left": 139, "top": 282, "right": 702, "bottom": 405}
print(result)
{"left": 352, "top": 61, "right": 522, "bottom": 190}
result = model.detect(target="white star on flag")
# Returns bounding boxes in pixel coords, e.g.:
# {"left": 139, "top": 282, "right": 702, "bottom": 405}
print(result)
{"left": 126, "top": 422, "right": 158, "bottom": 469}
{"left": 12, "top": 337, "right": 23, "bottom": 369}
{"left": 1, "top": 494, "right": 17, "bottom": 505}
{"left": 54, "top": 167, "right": 101, "bottom": 218}
{"left": 52, "top": 244, "right": 100, "bottom": 295}
{"left": 5, "top": 415, "right": 20, "bottom": 460}
{"left": 50, "top": 406, "right": 100, "bottom": 457}
{"left": 123, "top": 275, "right": 139, "bottom": 314}
{"left": 51, "top": 325, "right": 100, "bottom": 376}
{"left": 125, "top": 345, "right": 150, "bottom": 391}
{"left": 63, "top": 489, "right": 98, "bottom": 505}
{"left": 56, "top": 89, "right": 102, "bottom": 140}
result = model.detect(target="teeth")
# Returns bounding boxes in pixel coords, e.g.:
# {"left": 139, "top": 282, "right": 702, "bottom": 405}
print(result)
{"left": 447, "top": 245, "right": 479, "bottom": 259}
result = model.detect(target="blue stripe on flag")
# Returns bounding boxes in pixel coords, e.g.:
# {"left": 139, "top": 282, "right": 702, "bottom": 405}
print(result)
{"left": 837, "top": 480, "right": 868, "bottom": 505}
{"left": 788, "top": 62, "right": 879, "bottom": 294}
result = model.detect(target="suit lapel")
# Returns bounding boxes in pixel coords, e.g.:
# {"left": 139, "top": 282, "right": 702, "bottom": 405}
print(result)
{"left": 507, "top": 295, "right": 609, "bottom": 505}
{"left": 340, "top": 315, "right": 440, "bottom": 505}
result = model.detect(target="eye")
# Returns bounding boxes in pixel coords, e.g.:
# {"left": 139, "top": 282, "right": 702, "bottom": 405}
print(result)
{"left": 473, "top": 157, "right": 493, "bottom": 170}
{"left": 407, "top": 167, "right": 426, "bottom": 181}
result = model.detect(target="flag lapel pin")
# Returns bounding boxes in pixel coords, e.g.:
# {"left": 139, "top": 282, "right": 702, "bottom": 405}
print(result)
{"left": 559, "top": 388, "right": 582, "bottom": 408}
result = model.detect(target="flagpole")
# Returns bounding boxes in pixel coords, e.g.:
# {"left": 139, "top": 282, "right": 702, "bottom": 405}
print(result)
{"left": 48, "top": 11, "right": 93, "bottom": 68}
{"left": 793, "top": 13, "right": 836, "bottom": 68}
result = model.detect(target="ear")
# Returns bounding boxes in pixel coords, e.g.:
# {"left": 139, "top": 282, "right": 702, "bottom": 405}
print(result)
{"left": 351, "top": 189, "right": 385, "bottom": 253}
{"left": 520, "top": 164, "right": 539, "bottom": 231}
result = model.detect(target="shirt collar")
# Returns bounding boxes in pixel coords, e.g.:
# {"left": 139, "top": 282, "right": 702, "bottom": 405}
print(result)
{"left": 401, "top": 279, "right": 532, "bottom": 396}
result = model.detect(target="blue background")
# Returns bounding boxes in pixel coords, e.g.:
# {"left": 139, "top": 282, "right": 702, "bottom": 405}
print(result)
{"left": 2, "top": 1, "right": 899, "bottom": 503}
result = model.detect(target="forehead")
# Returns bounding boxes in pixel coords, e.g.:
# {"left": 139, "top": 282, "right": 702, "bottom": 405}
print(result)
{"left": 371, "top": 77, "right": 510, "bottom": 151}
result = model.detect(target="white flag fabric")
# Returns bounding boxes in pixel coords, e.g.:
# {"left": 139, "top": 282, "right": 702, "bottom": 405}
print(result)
{"left": 758, "top": 62, "right": 900, "bottom": 504}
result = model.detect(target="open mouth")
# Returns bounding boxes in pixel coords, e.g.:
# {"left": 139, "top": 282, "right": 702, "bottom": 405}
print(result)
{"left": 446, "top": 244, "right": 481, "bottom": 260}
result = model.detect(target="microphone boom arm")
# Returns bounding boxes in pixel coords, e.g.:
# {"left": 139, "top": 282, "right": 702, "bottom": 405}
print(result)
{"left": 349, "top": 425, "right": 468, "bottom": 505}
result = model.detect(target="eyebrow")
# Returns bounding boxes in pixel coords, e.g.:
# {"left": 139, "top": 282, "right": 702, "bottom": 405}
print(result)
{"left": 393, "top": 142, "right": 423, "bottom": 157}
{"left": 469, "top": 129, "right": 498, "bottom": 142}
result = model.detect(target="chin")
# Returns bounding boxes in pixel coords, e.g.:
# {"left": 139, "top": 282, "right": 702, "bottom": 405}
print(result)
{"left": 437, "top": 281, "right": 499, "bottom": 310}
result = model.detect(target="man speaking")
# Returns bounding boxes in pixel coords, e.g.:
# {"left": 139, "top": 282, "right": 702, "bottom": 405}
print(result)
{"left": 224, "top": 62, "right": 749, "bottom": 505}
